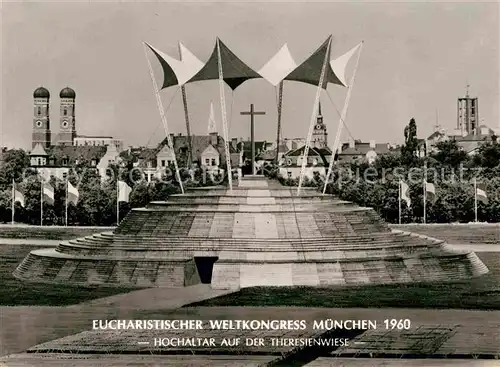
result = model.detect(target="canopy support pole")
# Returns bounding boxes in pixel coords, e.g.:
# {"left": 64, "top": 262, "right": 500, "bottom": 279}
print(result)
{"left": 216, "top": 38, "right": 233, "bottom": 190}
{"left": 275, "top": 81, "right": 284, "bottom": 164}
{"left": 323, "top": 42, "right": 363, "bottom": 194}
{"left": 181, "top": 85, "right": 194, "bottom": 168}
{"left": 143, "top": 43, "right": 184, "bottom": 194}
{"left": 297, "top": 37, "right": 332, "bottom": 195}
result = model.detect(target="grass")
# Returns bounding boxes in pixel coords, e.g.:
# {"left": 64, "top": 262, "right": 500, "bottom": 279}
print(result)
{"left": 0, "top": 244, "right": 136, "bottom": 306}
{"left": 188, "top": 252, "right": 500, "bottom": 310}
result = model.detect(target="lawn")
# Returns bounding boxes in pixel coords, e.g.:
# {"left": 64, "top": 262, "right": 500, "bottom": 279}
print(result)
{"left": 188, "top": 252, "right": 500, "bottom": 310}
{"left": 0, "top": 244, "right": 137, "bottom": 306}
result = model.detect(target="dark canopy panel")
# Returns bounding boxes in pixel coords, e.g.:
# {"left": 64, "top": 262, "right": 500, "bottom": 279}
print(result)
{"left": 188, "top": 38, "right": 261, "bottom": 90}
{"left": 285, "top": 36, "right": 343, "bottom": 89}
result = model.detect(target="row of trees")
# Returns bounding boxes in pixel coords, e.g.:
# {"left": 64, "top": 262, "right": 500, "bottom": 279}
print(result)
{"left": 0, "top": 118, "right": 498, "bottom": 224}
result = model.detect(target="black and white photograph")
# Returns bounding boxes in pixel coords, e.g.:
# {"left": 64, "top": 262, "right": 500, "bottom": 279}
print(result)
{"left": 0, "top": 1, "right": 499, "bottom": 366}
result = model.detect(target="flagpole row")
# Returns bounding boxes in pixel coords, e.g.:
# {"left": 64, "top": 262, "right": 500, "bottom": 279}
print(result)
{"left": 298, "top": 37, "right": 332, "bottom": 195}
{"left": 143, "top": 43, "right": 184, "bottom": 194}
{"left": 323, "top": 42, "right": 364, "bottom": 194}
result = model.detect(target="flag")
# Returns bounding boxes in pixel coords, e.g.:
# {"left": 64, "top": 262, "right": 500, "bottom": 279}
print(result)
{"left": 13, "top": 182, "right": 25, "bottom": 207}
{"left": 476, "top": 183, "right": 488, "bottom": 204}
{"left": 425, "top": 181, "right": 436, "bottom": 203}
{"left": 42, "top": 182, "right": 54, "bottom": 205}
{"left": 118, "top": 180, "right": 132, "bottom": 202}
{"left": 208, "top": 101, "right": 216, "bottom": 134}
{"left": 400, "top": 180, "right": 411, "bottom": 207}
{"left": 67, "top": 181, "right": 79, "bottom": 205}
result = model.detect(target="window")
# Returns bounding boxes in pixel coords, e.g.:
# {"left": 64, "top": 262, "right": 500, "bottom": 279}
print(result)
{"left": 37, "top": 107, "right": 41, "bottom": 115}
{"left": 62, "top": 172, "right": 68, "bottom": 180}
{"left": 37, "top": 158, "right": 42, "bottom": 166}
{"left": 63, "top": 108, "right": 67, "bottom": 116}
{"left": 211, "top": 158, "right": 216, "bottom": 166}
{"left": 161, "top": 160, "right": 166, "bottom": 167}
{"left": 287, "top": 172, "right": 292, "bottom": 178}
{"left": 62, "top": 158, "right": 68, "bottom": 165}
{"left": 205, "top": 158, "right": 210, "bottom": 165}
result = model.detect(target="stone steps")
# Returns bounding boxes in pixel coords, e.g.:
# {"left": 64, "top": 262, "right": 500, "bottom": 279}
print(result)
{"left": 59, "top": 235, "right": 439, "bottom": 251}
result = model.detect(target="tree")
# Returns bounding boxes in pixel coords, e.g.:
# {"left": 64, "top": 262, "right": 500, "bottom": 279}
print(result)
{"left": 0, "top": 149, "right": 30, "bottom": 188}
{"left": 401, "top": 118, "right": 418, "bottom": 165}
{"left": 430, "top": 140, "right": 469, "bottom": 168}
{"left": 473, "top": 140, "right": 500, "bottom": 169}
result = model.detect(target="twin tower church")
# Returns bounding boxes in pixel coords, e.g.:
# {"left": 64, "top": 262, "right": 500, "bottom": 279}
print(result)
{"left": 32, "top": 86, "right": 77, "bottom": 148}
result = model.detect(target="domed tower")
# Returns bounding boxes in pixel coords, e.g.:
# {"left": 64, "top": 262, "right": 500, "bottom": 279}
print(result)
{"left": 32, "top": 87, "right": 51, "bottom": 149}
{"left": 312, "top": 101, "right": 327, "bottom": 148}
{"left": 58, "top": 87, "right": 76, "bottom": 146}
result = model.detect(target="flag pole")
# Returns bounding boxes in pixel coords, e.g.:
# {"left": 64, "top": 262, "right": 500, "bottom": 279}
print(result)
{"left": 299, "top": 36, "right": 332, "bottom": 195}
{"left": 65, "top": 177, "right": 68, "bottom": 227}
{"left": 143, "top": 42, "right": 184, "bottom": 194}
{"left": 275, "top": 81, "right": 284, "bottom": 164}
{"left": 323, "top": 42, "right": 364, "bottom": 194}
{"left": 116, "top": 180, "right": 119, "bottom": 225}
{"left": 216, "top": 38, "right": 233, "bottom": 191}
{"left": 40, "top": 180, "right": 43, "bottom": 227}
{"left": 11, "top": 179, "right": 15, "bottom": 225}
{"left": 399, "top": 179, "right": 402, "bottom": 225}
{"left": 423, "top": 164, "right": 427, "bottom": 224}
{"left": 474, "top": 177, "right": 478, "bottom": 223}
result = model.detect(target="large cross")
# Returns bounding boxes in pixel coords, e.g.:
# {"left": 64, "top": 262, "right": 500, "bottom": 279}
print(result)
{"left": 240, "top": 104, "right": 266, "bottom": 175}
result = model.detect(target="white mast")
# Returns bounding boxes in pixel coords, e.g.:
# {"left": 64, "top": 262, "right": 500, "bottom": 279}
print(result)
{"left": 298, "top": 37, "right": 332, "bottom": 195}
{"left": 323, "top": 42, "right": 364, "bottom": 194}
{"left": 216, "top": 38, "right": 233, "bottom": 191}
{"left": 143, "top": 43, "right": 184, "bottom": 194}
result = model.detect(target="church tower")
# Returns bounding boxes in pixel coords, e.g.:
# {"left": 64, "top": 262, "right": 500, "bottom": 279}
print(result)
{"left": 457, "top": 85, "right": 478, "bottom": 136}
{"left": 32, "top": 87, "right": 51, "bottom": 149}
{"left": 58, "top": 87, "right": 77, "bottom": 146}
{"left": 312, "top": 101, "right": 328, "bottom": 148}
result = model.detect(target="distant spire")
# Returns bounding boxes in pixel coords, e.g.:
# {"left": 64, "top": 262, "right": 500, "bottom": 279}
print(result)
{"left": 434, "top": 108, "right": 440, "bottom": 132}
{"left": 208, "top": 101, "right": 216, "bottom": 134}
{"left": 318, "top": 101, "right": 322, "bottom": 117}
{"left": 466, "top": 82, "right": 470, "bottom": 97}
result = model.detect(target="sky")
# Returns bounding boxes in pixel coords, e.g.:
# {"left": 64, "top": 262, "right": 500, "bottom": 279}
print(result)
{"left": 1, "top": 1, "right": 499, "bottom": 150}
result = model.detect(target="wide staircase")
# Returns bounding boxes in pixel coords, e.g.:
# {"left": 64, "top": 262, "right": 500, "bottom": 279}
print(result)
{"left": 13, "top": 177, "right": 489, "bottom": 289}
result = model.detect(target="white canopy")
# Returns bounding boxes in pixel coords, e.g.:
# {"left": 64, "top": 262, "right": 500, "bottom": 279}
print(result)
{"left": 145, "top": 42, "right": 204, "bottom": 89}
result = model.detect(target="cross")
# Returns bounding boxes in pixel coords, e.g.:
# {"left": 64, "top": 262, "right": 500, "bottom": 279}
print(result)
{"left": 240, "top": 104, "right": 266, "bottom": 175}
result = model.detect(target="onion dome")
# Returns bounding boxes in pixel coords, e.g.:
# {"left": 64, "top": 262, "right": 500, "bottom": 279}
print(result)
{"left": 59, "top": 87, "right": 76, "bottom": 99}
{"left": 33, "top": 87, "right": 50, "bottom": 98}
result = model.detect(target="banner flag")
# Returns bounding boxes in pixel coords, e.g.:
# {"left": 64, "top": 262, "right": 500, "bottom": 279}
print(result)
{"left": 118, "top": 181, "right": 132, "bottom": 203}
{"left": 425, "top": 181, "right": 436, "bottom": 203}
{"left": 401, "top": 180, "right": 411, "bottom": 207}
{"left": 476, "top": 183, "right": 488, "bottom": 204}
{"left": 13, "top": 183, "right": 25, "bottom": 207}
{"left": 67, "top": 181, "right": 79, "bottom": 205}
{"left": 42, "top": 182, "right": 55, "bottom": 205}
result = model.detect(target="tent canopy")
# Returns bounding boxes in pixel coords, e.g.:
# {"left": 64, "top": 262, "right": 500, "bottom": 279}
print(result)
{"left": 187, "top": 38, "right": 261, "bottom": 90}
{"left": 258, "top": 44, "right": 297, "bottom": 87}
{"left": 145, "top": 42, "right": 204, "bottom": 89}
{"left": 146, "top": 37, "right": 361, "bottom": 91}
{"left": 285, "top": 35, "right": 343, "bottom": 89}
